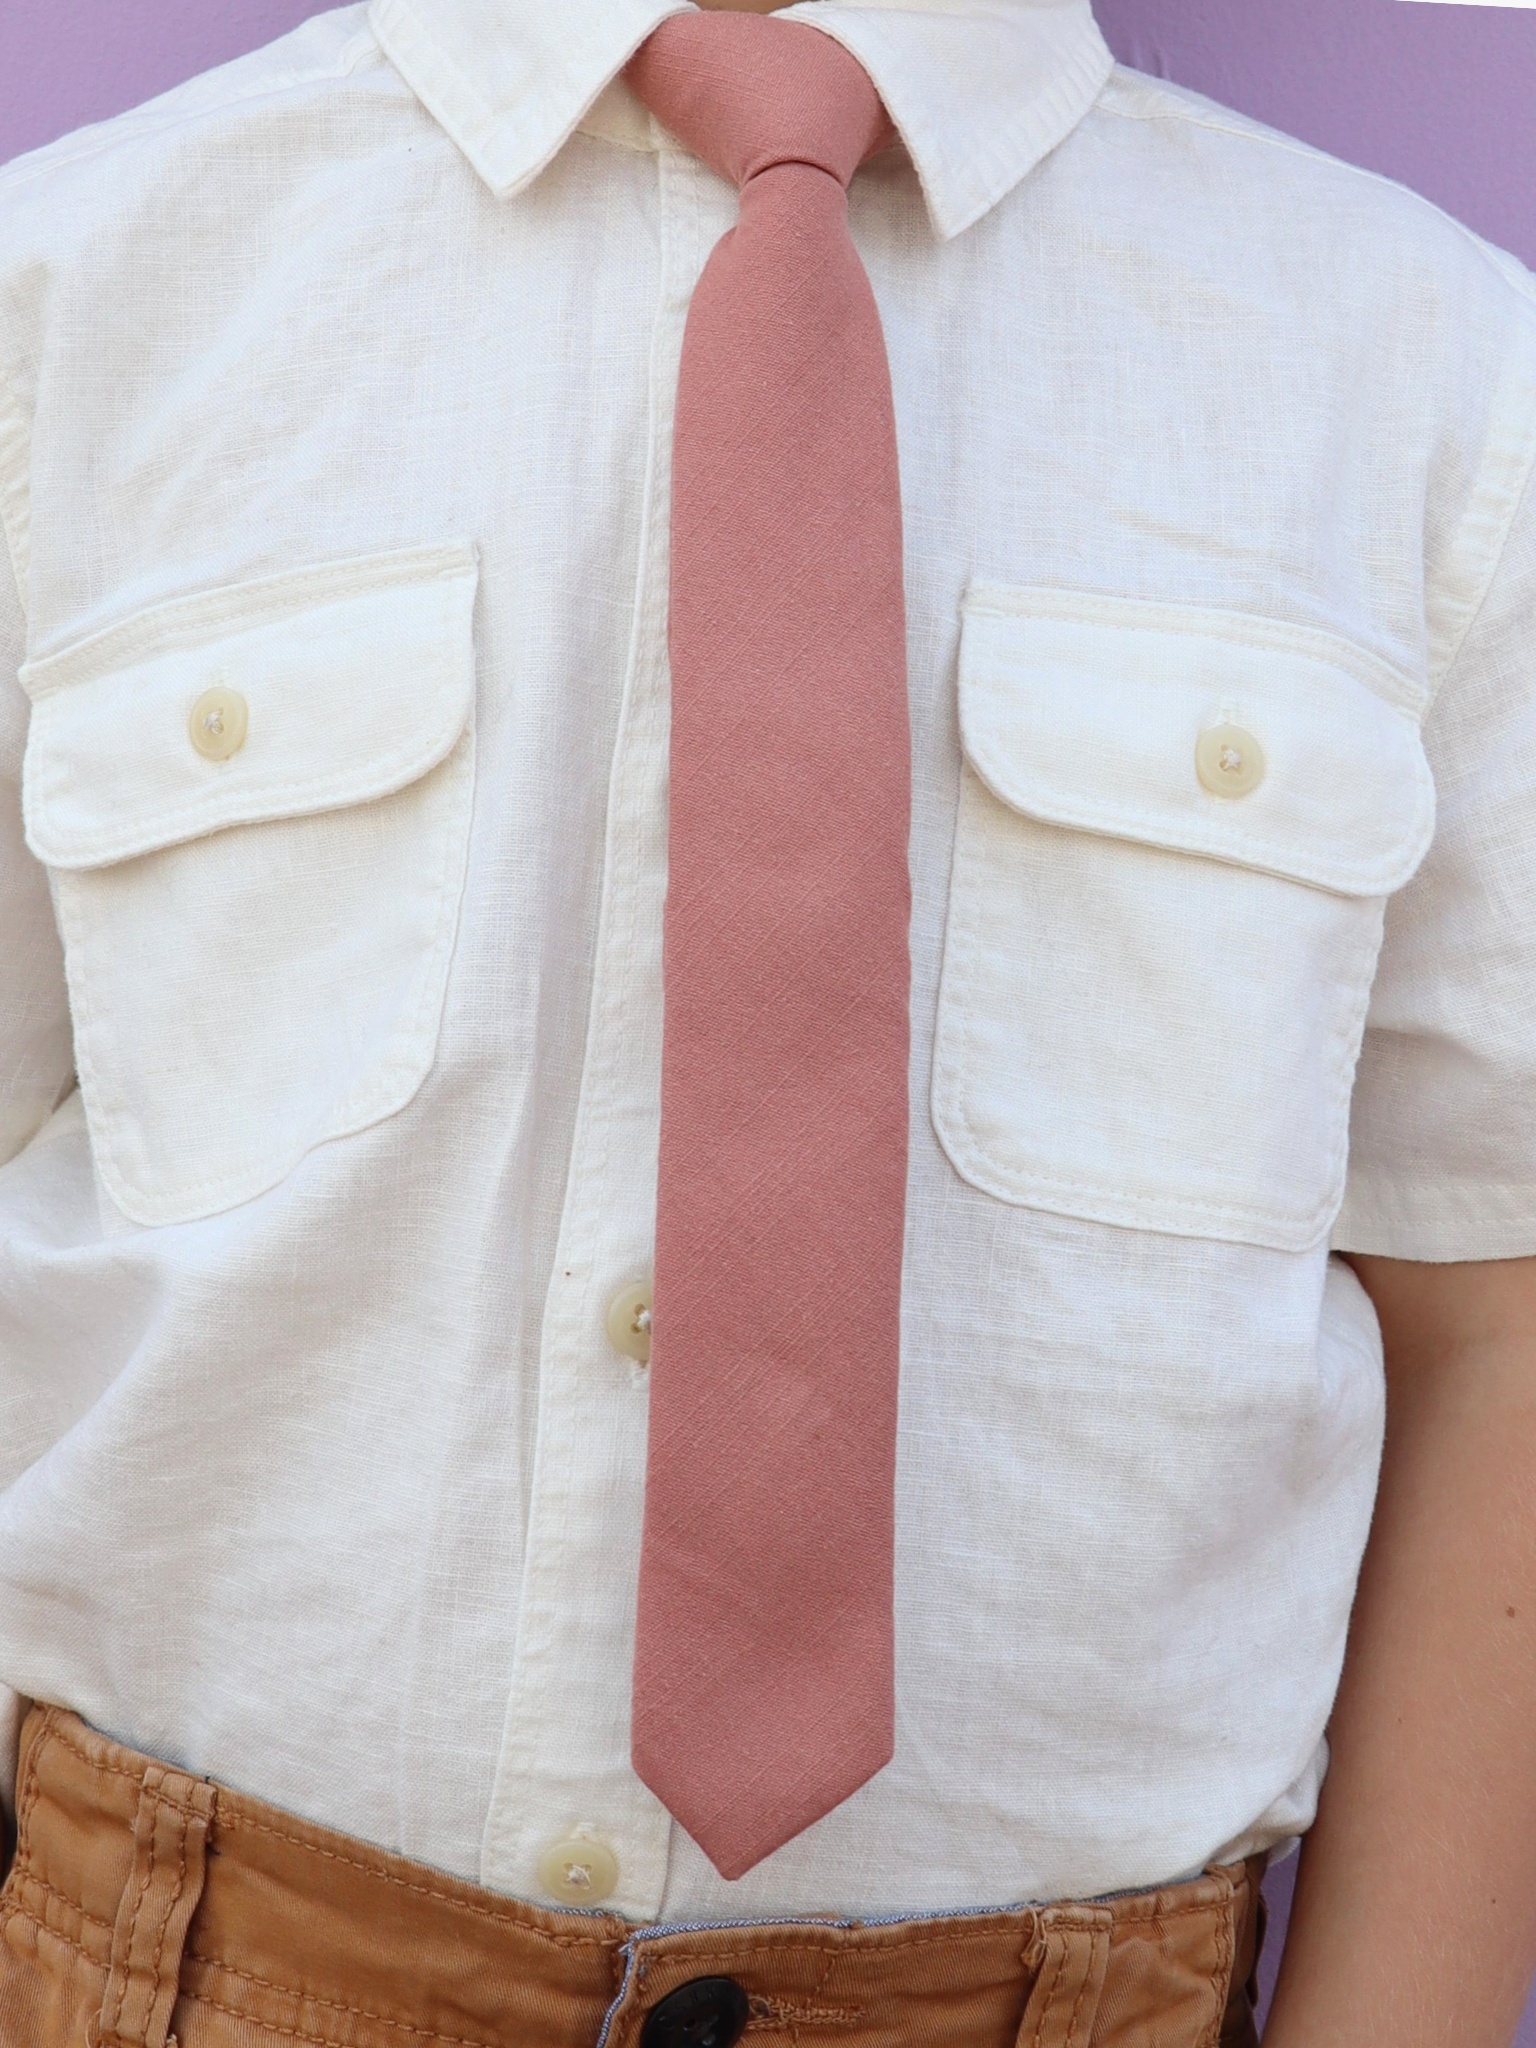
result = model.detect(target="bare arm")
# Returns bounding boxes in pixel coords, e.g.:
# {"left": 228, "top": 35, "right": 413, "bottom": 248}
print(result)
{"left": 1263, "top": 1254, "right": 1536, "bottom": 2048}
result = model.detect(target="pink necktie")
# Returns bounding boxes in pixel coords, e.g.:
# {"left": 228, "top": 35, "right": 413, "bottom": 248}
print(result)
{"left": 625, "top": 14, "right": 912, "bottom": 1881}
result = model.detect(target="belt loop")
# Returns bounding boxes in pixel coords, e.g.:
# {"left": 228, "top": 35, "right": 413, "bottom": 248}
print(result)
{"left": 91, "top": 1762, "right": 215, "bottom": 2048}
{"left": 1215, "top": 1856, "right": 1270, "bottom": 2048}
{"left": 1014, "top": 1905, "right": 1112, "bottom": 2048}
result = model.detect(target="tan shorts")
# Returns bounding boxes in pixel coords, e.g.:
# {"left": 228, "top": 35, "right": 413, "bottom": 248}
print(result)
{"left": 0, "top": 1706, "right": 1264, "bottom": 2047}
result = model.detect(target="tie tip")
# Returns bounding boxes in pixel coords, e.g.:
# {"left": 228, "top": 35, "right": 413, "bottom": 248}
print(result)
{"left": 633, "top": 1729, "right": 896, "bottom": 1880}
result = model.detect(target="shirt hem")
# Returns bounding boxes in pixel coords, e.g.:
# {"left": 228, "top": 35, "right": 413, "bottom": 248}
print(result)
{"left": 1332, "top": 1180, "right": 1536, "bottom": 1261}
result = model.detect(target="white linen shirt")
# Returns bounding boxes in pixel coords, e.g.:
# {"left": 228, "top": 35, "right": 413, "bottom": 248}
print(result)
{"left": 2, "top": 0, "right": 1536, "bottom": 1926}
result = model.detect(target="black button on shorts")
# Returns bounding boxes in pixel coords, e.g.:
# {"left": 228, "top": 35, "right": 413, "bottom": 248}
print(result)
{"left": 639, "top": 1975, "right": 751, "bottom": 2048}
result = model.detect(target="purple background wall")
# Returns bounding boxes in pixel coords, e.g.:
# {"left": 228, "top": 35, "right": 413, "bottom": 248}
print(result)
{"left": 3, "top": 0, "right": 1535, "bottom": 2037}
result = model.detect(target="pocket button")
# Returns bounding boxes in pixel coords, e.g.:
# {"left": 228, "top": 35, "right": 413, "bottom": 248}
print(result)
{"left": 1196, "top": 723, "right": 1264, "bottom": 798}
{"left": 189, "top": 685, "right": 248, "bottom": 762}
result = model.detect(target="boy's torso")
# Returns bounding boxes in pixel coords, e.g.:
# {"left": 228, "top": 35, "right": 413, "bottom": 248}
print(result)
{"left": 0, "top": 0, "right": 1533, "bottom": 1926}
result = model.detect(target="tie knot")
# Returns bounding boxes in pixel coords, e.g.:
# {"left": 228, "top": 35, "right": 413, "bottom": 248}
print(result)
{"left": 626, "top": 13, "right": 893, "bottom": 193}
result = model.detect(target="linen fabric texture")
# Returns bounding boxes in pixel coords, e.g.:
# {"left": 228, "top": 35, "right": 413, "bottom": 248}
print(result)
{"left": 0, "top": 1707, "right": 1267, "bottom": 2048}
{"left": 625, "top": 13, "right": 911, "bottom": 1878}
{"left": 0, "top": 0, "right": 1535, "bottom": 1929}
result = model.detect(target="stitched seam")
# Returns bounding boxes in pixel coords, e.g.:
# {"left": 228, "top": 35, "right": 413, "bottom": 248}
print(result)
{"left": 208, "top": 1810, "right": 615, "bottom": 1951}
{"left": 1339, "top": 1173, "right": 1536, "bottom": 1203}
{"left": 1031, "top": 1936, "right": 1071, "bottom": 2048}
{"left": 39, "top": 1716, "right": 150, "bottom": 1791}
{"left": 800, "top": 1940, "right": 841, "bottom": 2045}
{"left": 0, "top": 367, "right": 28, "bottom": 617}
{"left": 176, "top": 1985, "right": 486, "bottom": 2048}
{"left": 101, "top": 1777, "right": 160, "bottom": 2046}
{"left": 366, "top": 0, "right": 509, "bottom": 172}
{"left": 57, "top": 716, "right": 473, "bottom": 1223}
{"left": 14, "top": 1722, "right": 1229, "bottom": 2005}
{"left": 475, "top": 116, "right": 688, "bottom": 1899}
{"left": 25, "top": 1716, "right": 532, "bottom": 1981}
{"left": 14, "top": 1709, "right": 47, "bottom": 1862}
{"left": 0, "top": 1897, "right": 92, "bottom": 1963}
{"left": 941, "top": 801, "right": 1285, "bottom": 1223}
{"left": 22, "top": 542, "right": 474, "bottom": 690}
{"left": 146, "top": 1805, "right": 191, "bottom": 2032}
{"left": 932, "top": 764, "right": 1372, "bottom": 1247}
{"left": 1063, "top": 1936, "right": 1098, "bottom": 2048}
{"left": 8, "top": 1868, "right": 115, "bottom": 1936}
{"left": 747, "top": 1998, "right": 861, "bottom": 2026}
{"left": 2, "top": 1869, "right": 1227, "bottom": 2045}
{"left": 964, "top": 583, "right": 1424, "bottom": 709}
{"left": 27, "top": 574, "right": 471, "bottom": 863}
{"left": 1098, "top": 1900, "right": 1227, "bottom": 1932}
{"left": 1106, "top": 1900, "right": 1228, "bottom": 1927}
{"left": 33, "top": 728, "right": 465, "bottom": 870}
{"left": 185, "top": 1955, "right": 514, "bottom": 2048}
{"left": 41, "top": 1718, "right": 204, "bottom": 1816}
{"left": 25, "top": 567, "right": 474, "bottom": 866}
{"left": 1431, "top": 411, "right": 1536, "bottom": 694}
{"left": 963, "top": 723, "right": 1430, "bottom": 896}
{"left": 634, "top": 1923, "right": 1035, "bottom": 1970}
{"left": 1201, "top": 1882, "right": 1235, "bottom": 2048}
{"left": 371, "top": 0, "right": 704, "bottom": 200}
{"left": 956, "top": 592, "right": 1436, "bottom": 896}
{"left": 301, "top": 718, "right": 474, "bottom": 1150}
{"left": 939, "top": 1129, "right": 1342, "bottom": 1217}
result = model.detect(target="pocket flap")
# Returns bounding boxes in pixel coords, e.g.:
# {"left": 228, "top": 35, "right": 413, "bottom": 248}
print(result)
{"left": 959, "top": 586, "right": 1434, "bottom": 897}
{"left": 22, "top": 542, "right": 478, "bottom": 870}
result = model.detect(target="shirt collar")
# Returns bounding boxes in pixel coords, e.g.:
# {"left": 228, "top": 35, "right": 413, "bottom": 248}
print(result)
{"left": 366, "top": 0, "right": 1114, "bottom": 241}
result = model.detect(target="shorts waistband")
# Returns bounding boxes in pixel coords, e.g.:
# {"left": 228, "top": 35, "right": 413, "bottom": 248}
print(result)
{"left": 0, "top": 1706, "right": 1264, "bottom": 2048}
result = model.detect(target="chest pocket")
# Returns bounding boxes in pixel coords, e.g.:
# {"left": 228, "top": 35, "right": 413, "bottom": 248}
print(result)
{"left": 21, "top": 542, "right": 478, "bottom": 1226}
{"left": 932, "top": 586, "right": 1436, "bottom": 1252}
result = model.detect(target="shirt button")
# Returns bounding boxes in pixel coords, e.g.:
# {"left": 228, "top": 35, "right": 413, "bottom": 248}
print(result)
{"left": 536, "top": 1832, "right": 620, "bottom": 1906}
{"left": 1195, "top": 722, "right": 1264, "bottom": 798}
{"left": 606, "top": 1281, "right": 653, "bottom": 1364}
{"left": 640, "top": 1977, "right": 751, "bottom": 2048}
{"left": 188, "top": 684, "right": 248, "bottom": 762}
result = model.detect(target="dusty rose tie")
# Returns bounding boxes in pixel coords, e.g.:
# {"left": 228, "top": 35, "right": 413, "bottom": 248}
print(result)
{"left": 625, "top": 13, "right": 911, "bottom": 1880}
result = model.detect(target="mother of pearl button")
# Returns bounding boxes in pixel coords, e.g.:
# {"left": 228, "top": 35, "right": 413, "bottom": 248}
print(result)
{"left": 606, "top": 1281, "right": 654, "bottom": 1364}
{"left": 1195, "top": 723, "right": 1265, "bottom": 798}
{"left": 537, "top": 1832, "right": 620, "bottom": 1906}
{"left": 188, "top": 684, "right": 249, "bottom": 762}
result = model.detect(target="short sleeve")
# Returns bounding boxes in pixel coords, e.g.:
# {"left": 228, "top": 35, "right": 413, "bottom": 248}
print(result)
{"left": 0, "top": 538, "right": 75, "bottom": 1167}
{"left": 1335, "top": 444, "right": 1536, "bottom": 1261}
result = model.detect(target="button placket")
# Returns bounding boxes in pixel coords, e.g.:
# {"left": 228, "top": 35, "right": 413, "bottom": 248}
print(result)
{"left": 479, "top": 142, "right": 721, "bottom": 1922}
{"left": 537, "top": 1830, "right": 622, "bottom": 1906}
{"left": 607, "top": 1282, "right": 654, "bottom": 1365}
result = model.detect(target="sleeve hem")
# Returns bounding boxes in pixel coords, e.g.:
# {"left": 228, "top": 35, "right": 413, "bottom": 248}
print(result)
{"left": 1332, "top": 1179, "right": 1536, "bottom": 1262}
